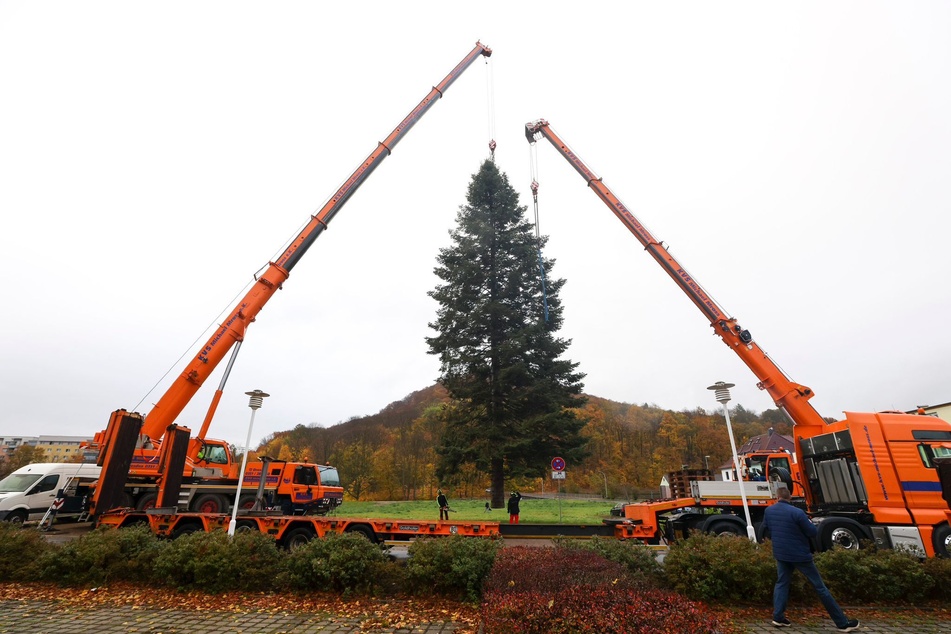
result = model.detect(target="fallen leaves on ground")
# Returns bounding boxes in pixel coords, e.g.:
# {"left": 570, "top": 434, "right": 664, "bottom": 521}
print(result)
{"left": 0, "top": 582, "right": 482, "bottom": 632}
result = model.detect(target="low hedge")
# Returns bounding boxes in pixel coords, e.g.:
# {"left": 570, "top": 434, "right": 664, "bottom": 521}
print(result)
{"left": 481, "top": 545, "right": 725, "bottom": 633}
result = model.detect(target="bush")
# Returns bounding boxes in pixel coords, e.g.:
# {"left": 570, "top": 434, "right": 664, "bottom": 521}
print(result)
{"left": 662, "top": 533, "right": 779, "bottom": 603}
{"left": 481, "top": 546, "right": 724, "bottom": 634}
{"left": 406, "top": 535, "right": 501, "bottom": 602}
{"left": 815, "top": 544, "right": 934, "bottom": 603}
{"left": 38, "top": 525, "right": 164, "bottom": 586}
{"left": 283, "top": 532, "right": 389, "bottom": 596}
{"left": 485, "top": 545, "right": 635, "bottom": 595}
{"left": 153, "top": 530, "right": 284, "bottom": 593}
{"left": 553, "top": 536, "right": 662, "bottom": 587}
{"left": 922, "top": 555, "right": 951, "bottom": 601}
{"left": 0, "top": 523, "right": 50, "bottom": 582}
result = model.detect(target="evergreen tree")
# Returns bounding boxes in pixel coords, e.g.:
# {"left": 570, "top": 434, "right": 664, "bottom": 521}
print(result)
{"left": 427, "top": 160, "right": 587, "bottom": 508}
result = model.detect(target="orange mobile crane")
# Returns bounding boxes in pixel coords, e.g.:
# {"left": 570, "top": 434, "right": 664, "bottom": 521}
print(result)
{"left": 526, "top": 119, "right": 951, "bottom": 557}
{"left": 88, "top": 43, "right": 496, "bottom": 549}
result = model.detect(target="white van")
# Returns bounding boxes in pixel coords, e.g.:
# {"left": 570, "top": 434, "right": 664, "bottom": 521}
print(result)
{"left": 0, "top": 462, "right": 101, "bottom": 524}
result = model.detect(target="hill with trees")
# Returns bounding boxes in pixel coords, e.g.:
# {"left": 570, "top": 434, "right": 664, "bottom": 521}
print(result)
{"left": 256, "top": 385, "right": 794, "bottom": 502}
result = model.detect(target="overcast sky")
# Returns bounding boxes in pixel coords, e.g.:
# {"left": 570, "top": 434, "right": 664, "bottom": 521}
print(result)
{"left": 2, "top": 2, "right": 949, "bottom": 449}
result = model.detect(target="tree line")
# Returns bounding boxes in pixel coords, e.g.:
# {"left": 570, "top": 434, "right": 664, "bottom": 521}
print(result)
{"left": 255, "top": 385, "right": 793, "bottom": 502}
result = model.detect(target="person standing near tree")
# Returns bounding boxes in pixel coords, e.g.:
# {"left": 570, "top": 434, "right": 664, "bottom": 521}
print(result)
{"left": 436, "top": 489, "right": 449, "bottom": 521}
{"left": 761, "top": 487, "right": 859, "bottom": 632}
{"left": 507, "top": 491, "right": 522, "bottom": 524}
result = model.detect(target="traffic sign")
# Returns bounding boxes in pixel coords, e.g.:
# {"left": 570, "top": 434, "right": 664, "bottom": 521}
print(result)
{"left": 551, "top": 456, "right": 566, "bottom": 471}
{"left": 551, "top": 471, "right": 566, "bottom": 480}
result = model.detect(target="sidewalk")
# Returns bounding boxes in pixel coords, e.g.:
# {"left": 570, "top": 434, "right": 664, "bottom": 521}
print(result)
{"left": 737, "top": 609, "right": 951, "bottom": 634}
{"left": 0, "top": 600, "right": 465, "bottom": 634}
{"left": 3, "top": 598, "right": 950, "bottom": 634}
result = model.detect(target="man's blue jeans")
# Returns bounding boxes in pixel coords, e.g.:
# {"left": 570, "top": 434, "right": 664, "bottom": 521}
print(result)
{"left": 773, "top": 559, "right": 848, "bottom": 628}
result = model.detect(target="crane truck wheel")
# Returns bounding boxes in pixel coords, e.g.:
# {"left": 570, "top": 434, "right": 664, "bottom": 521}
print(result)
{"left": 234, "top": 519, "right": 258, "bottom": 533}
{"left": 171, "top": 522, "right": 202, "bottom": 538}
{"left": 282, "top": 526, "right": 315, "bottom": 551}
{"left": 705, "top": 518, "right": 744, "bottom": 537}
{"left": 237, "top": 494, "right": 257, "bottom": 510}
{"left": 933, "top": 523, "right": 951, "bottom": 558}
{"left": 136, "top": 493, "right": 158, "bottom": 511}
{"left": 818, "top": 518, "right": 866, "bottom": 551}
{"left": 191, "top": 493, "right": 228, "bottom": 514}
{"left": 768, "top": 467, "right": 795, "bottom": 494}
{"left": 345, "top": 524, "right": 377, "bottom": 543}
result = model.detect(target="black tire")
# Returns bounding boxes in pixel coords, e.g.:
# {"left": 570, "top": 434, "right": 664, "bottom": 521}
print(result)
{"left": 235, "top": 519, "right": 258, "bottom": 533}
{"left": 282, "top": 527, "right": 315, "bottom": 551}
{"left": 237, "top": 494, "right": 257, "bottom": 511}
{"left": 933, "top": 523, "right": 951, "bottom": 558}
{"left": 171, "top": 522, "right": 202, "bottom": 538}
{"left": 4, "top": 509, "right": 28, "bottom": 525}
{"left": 345, "top": 524, "right": 377, "bottom": 543}
{"left": 818, "top": 519, "right": 865, "bottom": 551}
{"left": 136, "top": 493, "right": 158, "bottom": 511}
{"left": 191, "top": 493, "right": 228, "bottom": 514}
{"left": 708, "top": 520, "right": 744, "bottom": 537}
{"left": 769, "top": 466, "right": 794, "bottom": 493}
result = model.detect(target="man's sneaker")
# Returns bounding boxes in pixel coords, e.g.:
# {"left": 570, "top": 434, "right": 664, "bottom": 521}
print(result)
{"left": 771, "top": 617, "right": 791, "bottom": 627}
{"left": 837, "top": 619, "right": 860, "bottom": 632}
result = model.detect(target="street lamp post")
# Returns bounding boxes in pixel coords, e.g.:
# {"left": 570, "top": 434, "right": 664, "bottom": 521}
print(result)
{"left": 228, "top": 389, "right": 269, "bottom": 537}
{"left": 597, "top": 471, "right": 608, "bottom": 499}
{"left": 707, "top": 382, "right": 757, "bottom": 542}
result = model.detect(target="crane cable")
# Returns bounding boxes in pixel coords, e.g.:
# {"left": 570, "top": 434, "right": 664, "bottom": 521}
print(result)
{"left": 529, "top": 142, "right": 550, "bottom": 323}
{"left": 485, "top": 53, "right": 496, "bottom": 159}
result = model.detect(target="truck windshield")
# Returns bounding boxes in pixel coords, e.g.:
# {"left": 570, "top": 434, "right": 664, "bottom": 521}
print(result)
{"left": 319, "top": 466, "right": 341, "bottom": 487}
{"left": 0, "top": 474, "right": 42, "bottom": 494}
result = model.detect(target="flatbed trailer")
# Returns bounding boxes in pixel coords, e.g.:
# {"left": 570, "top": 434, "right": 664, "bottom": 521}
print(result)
{"left": 97, "top": 508, "right": 500, "bottom": 549}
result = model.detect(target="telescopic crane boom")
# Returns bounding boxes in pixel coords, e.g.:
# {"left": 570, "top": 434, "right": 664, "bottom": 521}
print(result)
{"left": 526, "top": 120, "right": 951, "bottom": 558}
{"left": 89, "top": 42, "right": 492, "bottom": 518}
{"left": 135, "top": 41, "right": 492, "bottom": 443}
{"left": 525, "top": 119, "right": 827, "bottom": 430}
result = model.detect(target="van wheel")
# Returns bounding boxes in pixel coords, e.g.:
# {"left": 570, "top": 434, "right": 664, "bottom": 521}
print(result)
{"left": 5, "top": 510, "right": 27, "bottom": 525}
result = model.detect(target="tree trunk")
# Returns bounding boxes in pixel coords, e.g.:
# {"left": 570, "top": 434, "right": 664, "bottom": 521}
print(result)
{"left": 491, "top": 457, "right": 505, "bottom": 508}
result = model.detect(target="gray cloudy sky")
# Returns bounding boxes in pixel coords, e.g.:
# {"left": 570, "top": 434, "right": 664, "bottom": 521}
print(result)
{"left": 2, "top": 2, "right": 949, "bottom": 448}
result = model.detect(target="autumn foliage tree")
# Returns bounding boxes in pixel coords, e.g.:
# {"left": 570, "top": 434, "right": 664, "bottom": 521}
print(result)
{"left": 426, "top": 160, "right": 588, "bottom": 508}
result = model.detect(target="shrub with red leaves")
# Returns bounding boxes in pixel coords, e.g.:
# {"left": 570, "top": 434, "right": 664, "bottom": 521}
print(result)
{"left": 481, "top": 547, "right": 729, "bottom": 634}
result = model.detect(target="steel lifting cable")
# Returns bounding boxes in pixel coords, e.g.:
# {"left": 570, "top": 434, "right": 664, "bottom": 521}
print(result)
{"left": 529, "top": 142, "right": 550, "bottom": 323}
{"left": 485, "top": 53, "right": 497, "bottom": 159}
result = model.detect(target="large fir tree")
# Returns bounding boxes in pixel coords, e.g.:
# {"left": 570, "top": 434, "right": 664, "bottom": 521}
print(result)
{"left": 427, "top": 159, "right": 587, "bottom": 508}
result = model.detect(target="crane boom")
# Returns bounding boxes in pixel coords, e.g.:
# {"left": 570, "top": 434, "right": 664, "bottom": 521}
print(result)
{"left": 135, "top": 42, "right": 492, "bottom": 442}
{"left": 525, "top": 119, "right": 827, "bottom": 429}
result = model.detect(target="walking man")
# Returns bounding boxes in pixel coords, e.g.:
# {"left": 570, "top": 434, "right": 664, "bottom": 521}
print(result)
{"left": 761, "top": 487, "right": 859, "bottom": 631}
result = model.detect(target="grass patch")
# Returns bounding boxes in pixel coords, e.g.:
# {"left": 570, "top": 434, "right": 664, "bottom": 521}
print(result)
{"left": 332, "top": 498, "right": 618, "bottom": 524}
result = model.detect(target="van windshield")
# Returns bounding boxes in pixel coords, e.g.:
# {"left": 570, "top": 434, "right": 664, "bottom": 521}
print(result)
{"left": 0, "top": 474, "right": 42, "bottom": 494}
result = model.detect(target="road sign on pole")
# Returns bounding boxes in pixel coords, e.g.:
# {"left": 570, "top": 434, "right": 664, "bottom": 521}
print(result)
{"left": 551, "top": 457, "right": 566, "bottom": 471}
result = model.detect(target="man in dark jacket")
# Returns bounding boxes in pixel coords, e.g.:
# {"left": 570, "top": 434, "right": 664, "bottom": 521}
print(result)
{"left": 761, "top": 487, "right": 859, "bottom": 631}
{"left": 507, "top": 491, "right": 522, "bottom": 524}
